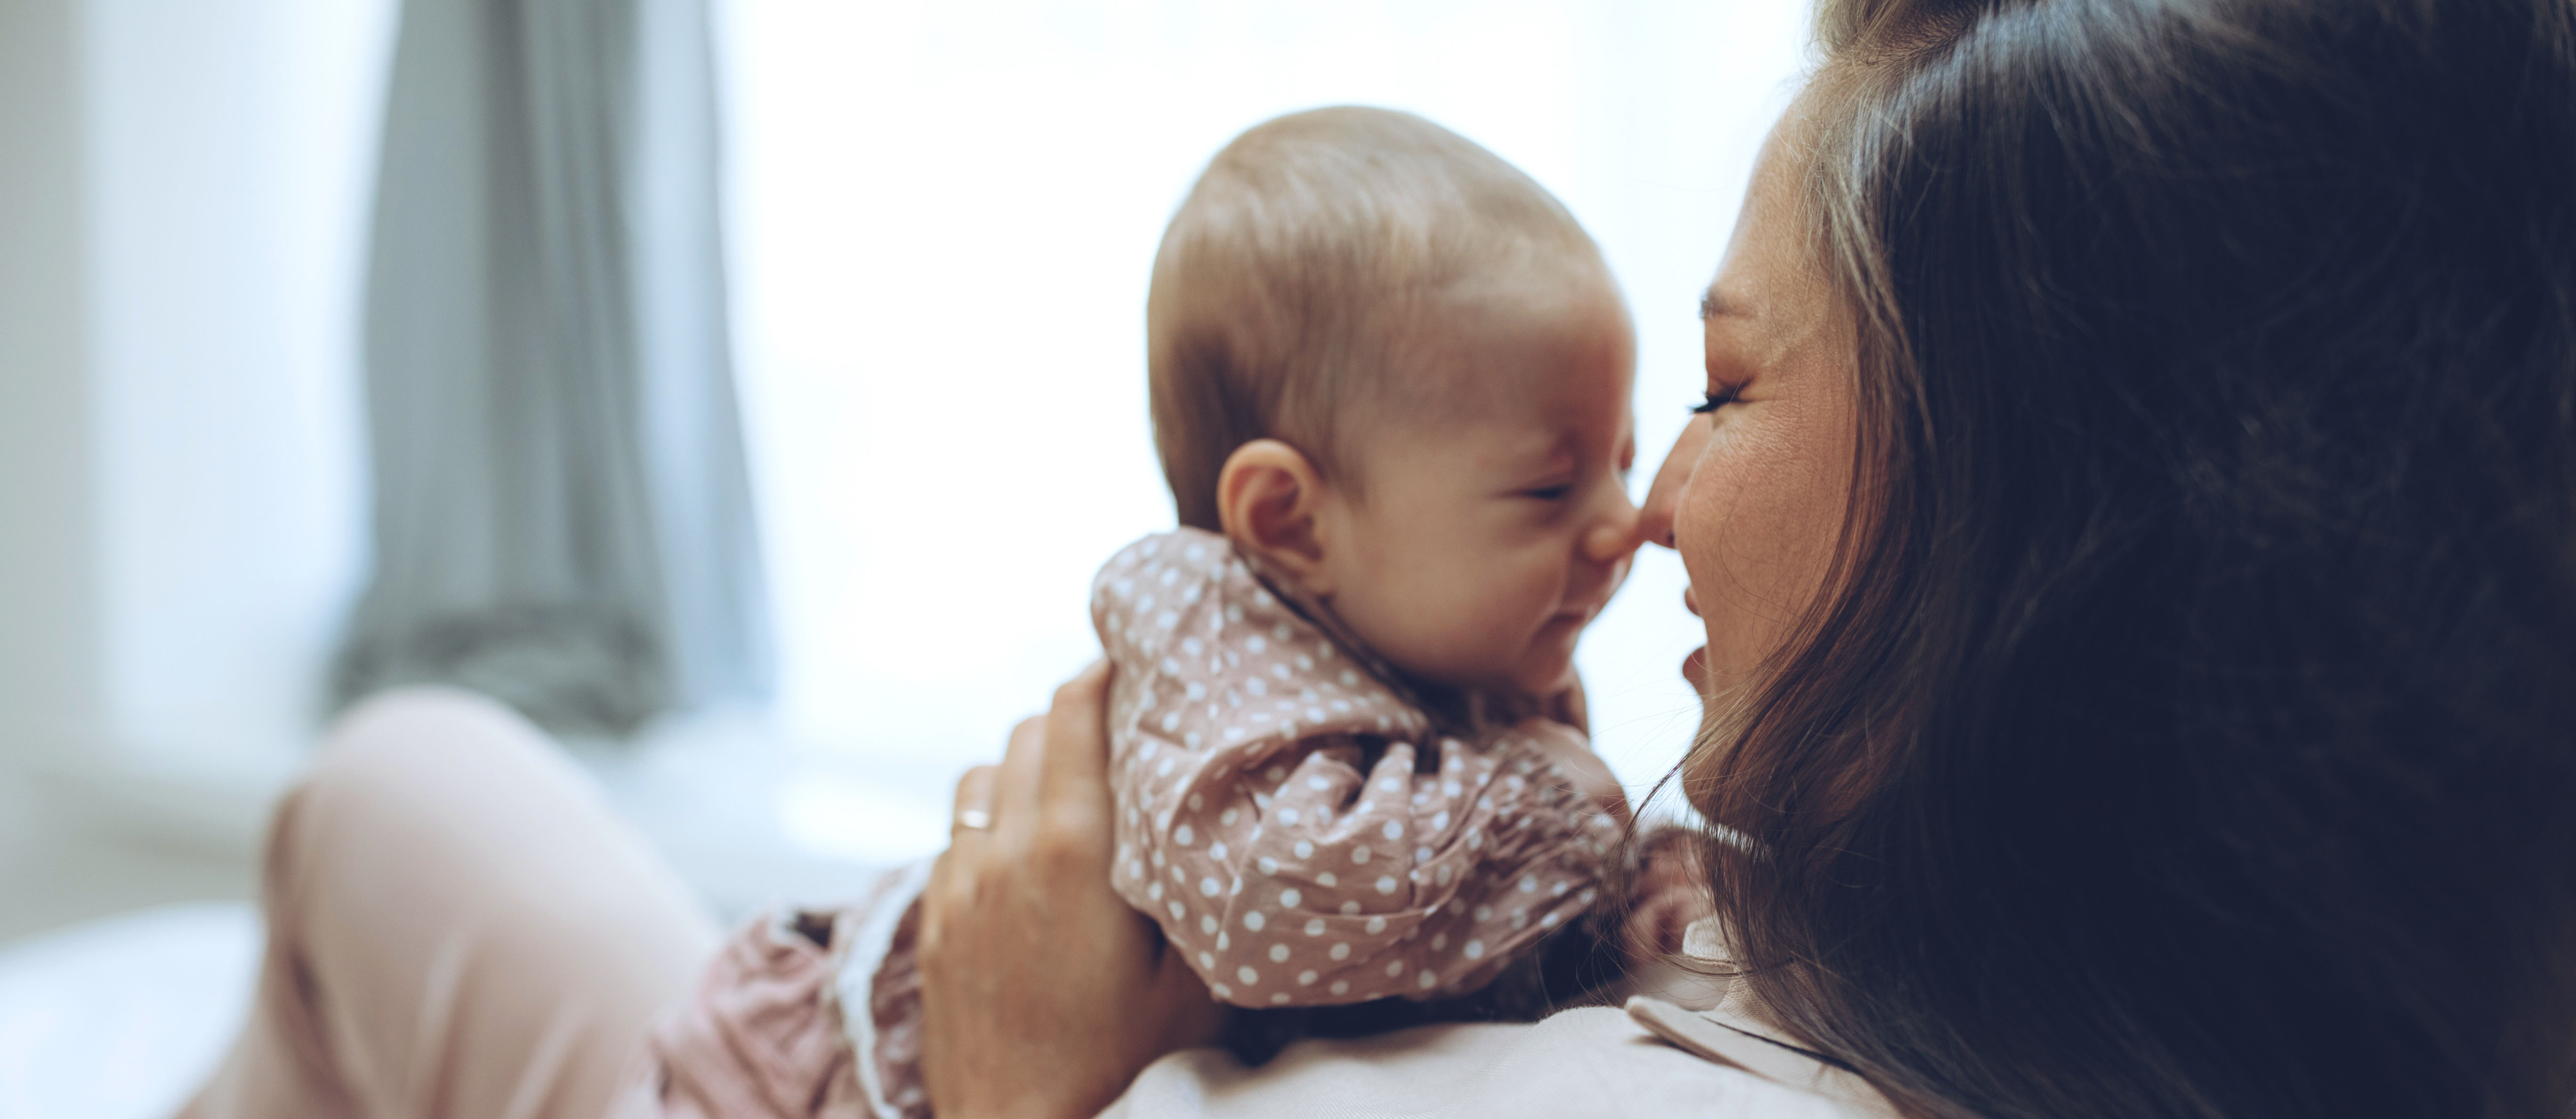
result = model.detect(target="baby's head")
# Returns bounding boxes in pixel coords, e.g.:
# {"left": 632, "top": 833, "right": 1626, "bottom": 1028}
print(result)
{"left": 1149, "top": 107, "right": 1640, "bottom": 699}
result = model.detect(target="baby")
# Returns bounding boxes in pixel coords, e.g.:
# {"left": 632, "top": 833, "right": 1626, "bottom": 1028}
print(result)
{"left": 621, "top": 107, "right": 1709, "bottom": 1119}
{"left": 1088, "top": 105, "right": 1652, "bottom": 1021}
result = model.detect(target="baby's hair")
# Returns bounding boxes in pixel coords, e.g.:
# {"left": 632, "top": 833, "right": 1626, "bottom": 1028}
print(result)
{"left": 1148, "top": 106, "right": 1608, "bottom": 530}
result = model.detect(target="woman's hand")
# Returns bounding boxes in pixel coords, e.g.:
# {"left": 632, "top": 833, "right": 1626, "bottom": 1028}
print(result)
{"left": 918, "top": 662, "right": 1228, "bottom": 1119}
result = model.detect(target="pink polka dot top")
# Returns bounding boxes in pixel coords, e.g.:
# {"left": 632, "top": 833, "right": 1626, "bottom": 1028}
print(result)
{"left": 1093, "top": 528, "right": 1623, "bottom": 1008}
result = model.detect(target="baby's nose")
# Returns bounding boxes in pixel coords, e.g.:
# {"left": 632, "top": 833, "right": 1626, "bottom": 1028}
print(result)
{"left": 1580, "top": 504, "right": 1643, "bottom": 566}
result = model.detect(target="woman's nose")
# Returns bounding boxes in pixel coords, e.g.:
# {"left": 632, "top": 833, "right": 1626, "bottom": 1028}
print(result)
{"left": 1636, "top": 416, "right": 1711, "bottom": 550}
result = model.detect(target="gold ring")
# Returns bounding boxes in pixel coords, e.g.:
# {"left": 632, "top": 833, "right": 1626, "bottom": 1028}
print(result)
{"left": 955, "top": 808, "right": 993, "bottom": 831}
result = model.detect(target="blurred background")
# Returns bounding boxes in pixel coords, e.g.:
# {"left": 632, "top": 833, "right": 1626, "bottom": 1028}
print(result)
{"left": 0, "top": 0, "right": 1806, "bottom": 1114}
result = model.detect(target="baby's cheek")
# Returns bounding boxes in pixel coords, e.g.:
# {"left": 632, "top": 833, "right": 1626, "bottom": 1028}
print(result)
{"left": 1477, "top": 565, "right": 1577, "bottom": 663}
{"left": 1353, "top": 575, "right": 1476, "bottom": 673}
{"left": 1374, "top": 570, "right": 1503, "bottom": 679}
{"left": 1362, "top": 547, "right": 1566, "bottom": 685}
{"left": 1412, "top": 575, "right": 1507, "bottom": 666}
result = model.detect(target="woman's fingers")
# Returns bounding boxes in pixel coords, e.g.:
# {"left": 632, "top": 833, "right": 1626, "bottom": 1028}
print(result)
{"left": 1039, "top": 661, "right": 1116, "bottom": 812}
{"left": 1017, "top": 661, "right": 1116, "bottom": 890}
{"left": 992, "top": 711, "right": 1050, "bottom": 844}
{"left": 950, "top": 764, "right": 999, "bottom": 839}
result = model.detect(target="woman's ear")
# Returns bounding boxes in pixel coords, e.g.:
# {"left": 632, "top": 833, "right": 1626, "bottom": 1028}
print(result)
{"left": 1215, "top": 439, "right": 1336, "bottom": 597}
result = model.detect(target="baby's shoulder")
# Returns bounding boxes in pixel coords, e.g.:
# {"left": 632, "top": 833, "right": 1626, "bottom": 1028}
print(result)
{"left": 1089, "top": 527, "right": 1317, "bottom": 665}
{"left": 1093, "top": 526, "right": 1232, "bottom": 583}
{"left": 1091, "top": 528, "right": 1445, "bottom": 755}
{"left": 1090, "top": 527, "right": 1247, "bottom": 628}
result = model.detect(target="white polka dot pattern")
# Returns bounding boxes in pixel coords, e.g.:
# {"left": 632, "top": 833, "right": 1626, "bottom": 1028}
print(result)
{"left": 1093, "top": 527, "right": 1615, "bottom": 1007}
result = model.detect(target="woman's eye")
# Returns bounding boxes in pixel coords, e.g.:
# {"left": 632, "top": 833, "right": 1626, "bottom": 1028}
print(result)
{"left": 1690, "top": 384, "right": 1743, "bottom": 415}
{"left": 1522, "top": 485, "right": 1572, "bottom": 501}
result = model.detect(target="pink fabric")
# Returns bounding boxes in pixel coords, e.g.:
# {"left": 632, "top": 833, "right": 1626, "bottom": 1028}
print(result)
{"left": 613, "top": 913, "right": 869, "bottom": 1119}
{"left": 858, "top": 894, "right": 928, "bottom": 1119}
{"left": 620, "top": 861, "right": 933, "bottom": 1119}
{"left": 1093, "top": 528, "right": 1620, "bottom": 1006}
{"left": 177, "top": 688, "right": 721, "bottom": 1119}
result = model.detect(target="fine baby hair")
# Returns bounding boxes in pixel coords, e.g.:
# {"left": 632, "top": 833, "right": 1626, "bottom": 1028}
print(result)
{"left": 1147, "top": 106, "right": 1613, "bottom": 530}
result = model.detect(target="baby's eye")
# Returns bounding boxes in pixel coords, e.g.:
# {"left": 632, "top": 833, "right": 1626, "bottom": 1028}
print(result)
{"left": 1690, "top": 385, "right": 1743, "bottom": 415}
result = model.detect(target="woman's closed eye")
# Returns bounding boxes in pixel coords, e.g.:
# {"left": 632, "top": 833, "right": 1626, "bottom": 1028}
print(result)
{"left": 1690, "top": 384, "right": 1744, "bottom": 415}
{"left": 1520, "top": 484, "right": 1573, "bottom": 501}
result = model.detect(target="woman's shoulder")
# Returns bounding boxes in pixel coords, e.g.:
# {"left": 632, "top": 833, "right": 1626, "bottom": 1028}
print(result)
{"left": 1098, "top": 998, "right": 1892, "bottom": 1119}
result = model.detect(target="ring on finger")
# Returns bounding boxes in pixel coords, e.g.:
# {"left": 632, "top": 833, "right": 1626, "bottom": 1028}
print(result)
{"left": 955, "top": 807, "right": 993, "bottom": 831}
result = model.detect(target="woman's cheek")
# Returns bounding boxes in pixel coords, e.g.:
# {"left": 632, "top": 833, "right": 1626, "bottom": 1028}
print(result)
{"left": 1695, "top": 395, "right": 1855, "bottom": 671}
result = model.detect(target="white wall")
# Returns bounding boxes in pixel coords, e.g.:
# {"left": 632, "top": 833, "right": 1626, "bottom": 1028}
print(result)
{"left": 83, "top": 0, "right": 395, "bottom": 775}
{"left": 0, "top": 0, "right": 396, "bottom": 801}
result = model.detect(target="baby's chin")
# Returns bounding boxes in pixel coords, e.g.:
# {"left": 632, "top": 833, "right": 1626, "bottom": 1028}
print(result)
{"left": 1508, "top": 647, "right": 1582, "bottom": 699}
{"left": 1412, "top": 631, "right": 1581, "bottom": 702}
{"left": 1432, "top": 655, "right": 1574, "bottom": 705}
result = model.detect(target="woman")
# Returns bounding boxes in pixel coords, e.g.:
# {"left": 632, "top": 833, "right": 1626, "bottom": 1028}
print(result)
{"left": 892, "top": 0, "right": 2576, "bottom": 1114}
{"left": 186, "top": 0, "right": 2576, "bottom": 1115}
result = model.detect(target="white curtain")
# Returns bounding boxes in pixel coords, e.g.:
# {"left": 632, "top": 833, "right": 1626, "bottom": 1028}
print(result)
{"left": 335, "top": 0, "right": 769, "bottom": 737}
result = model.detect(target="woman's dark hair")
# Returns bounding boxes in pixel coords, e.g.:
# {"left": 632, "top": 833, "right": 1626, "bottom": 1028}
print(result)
{"left": 1702, "top": 0, "right": 2576, "bottom": 1115}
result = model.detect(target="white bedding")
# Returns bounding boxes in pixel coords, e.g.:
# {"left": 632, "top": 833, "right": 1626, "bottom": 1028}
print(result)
{"left": 0, "top": 903, "right": 258, "bottom": 1119}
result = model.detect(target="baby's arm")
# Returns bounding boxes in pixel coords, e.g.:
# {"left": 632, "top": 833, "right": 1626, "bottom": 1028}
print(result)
{"left": 1124, "top": 726, "right": 1618, "bottom": 1007}
{"left": 1092, "top": 531, "right": 1623, "bottom": 1008}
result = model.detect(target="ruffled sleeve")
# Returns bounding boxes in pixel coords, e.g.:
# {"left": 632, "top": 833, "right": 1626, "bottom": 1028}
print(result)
{"left": 1092, "top": 528, "right": 1623, "bottom": 1008}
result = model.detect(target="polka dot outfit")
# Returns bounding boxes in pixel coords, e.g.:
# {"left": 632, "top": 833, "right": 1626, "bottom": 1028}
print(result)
{"left": 652, "top": 528, "right": 1653, "bottom": 1119}
{"left": 1093, "top": 528, "right": 1619, "bottom": 1007}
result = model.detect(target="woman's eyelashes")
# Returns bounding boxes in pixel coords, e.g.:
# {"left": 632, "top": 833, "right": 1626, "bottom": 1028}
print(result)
{"left": 1690, "top": 384, "right": 1744, "bottom": 415}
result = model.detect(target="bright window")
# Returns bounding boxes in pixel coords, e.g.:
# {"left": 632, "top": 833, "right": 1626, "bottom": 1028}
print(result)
{"left": 718, "top": 0, "right": 1813, "bottom": 857}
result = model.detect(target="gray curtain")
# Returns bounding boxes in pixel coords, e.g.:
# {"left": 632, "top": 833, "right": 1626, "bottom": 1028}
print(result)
{"left": 333, "top": 0, "right": 770, "bottom": 736}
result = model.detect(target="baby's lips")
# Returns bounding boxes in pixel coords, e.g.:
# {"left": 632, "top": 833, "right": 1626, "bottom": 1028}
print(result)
{"left": 1544, "top": 600, "right": 1605, "bottom": 635}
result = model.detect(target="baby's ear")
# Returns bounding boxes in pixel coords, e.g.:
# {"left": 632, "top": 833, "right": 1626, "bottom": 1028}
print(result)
{"left": 1215, "top": 439, "right": 1335, "bottom": 596}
